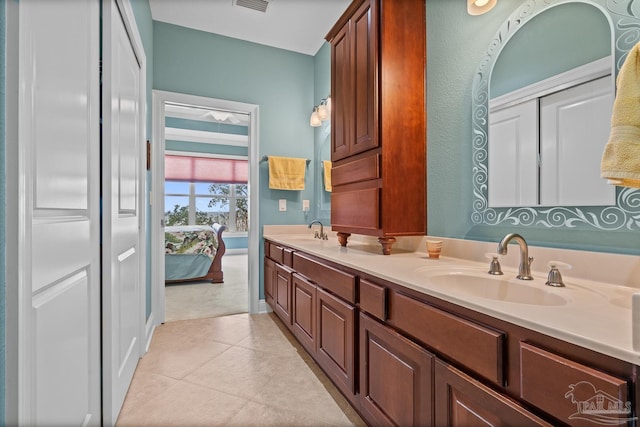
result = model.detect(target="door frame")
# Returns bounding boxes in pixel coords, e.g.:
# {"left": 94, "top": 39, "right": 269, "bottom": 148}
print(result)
{"left": 151, "top": 90, "right": 261, "bottom": 325}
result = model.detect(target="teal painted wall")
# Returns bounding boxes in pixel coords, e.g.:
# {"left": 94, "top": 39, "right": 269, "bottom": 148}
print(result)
{"left": 130, "top": 0, "right": 154, "bottom": 319}
{"left": 154, "top": 21, "right": 316, "bottom": 298}
{"left": 153, "top": 22, "right": 316, "bottom": 226}
{"left": 426, "top": 0, "right": 640, "bottom": 255}
{"left": 0, "top": 1, "right": 6, "bottom": 423}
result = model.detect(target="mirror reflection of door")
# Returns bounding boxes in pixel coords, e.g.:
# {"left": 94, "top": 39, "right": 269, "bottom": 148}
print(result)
{"left": 487, "top": 2, "right": 614, "bottom": 208}
{"left": 163, "top": 103, "right": 250, "bottom": 321}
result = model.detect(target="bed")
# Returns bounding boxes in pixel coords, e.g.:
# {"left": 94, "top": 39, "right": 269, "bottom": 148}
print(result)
{"left": 164, "top": 223, "right": 227, "bottom": 284}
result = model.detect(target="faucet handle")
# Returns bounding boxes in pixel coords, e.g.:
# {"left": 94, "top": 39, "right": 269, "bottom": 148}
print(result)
{"left": 485, "top": 253, "right": 503, "bottom": 275}
{"left": 545, "top": 260, "right": 571, "bottom": 287}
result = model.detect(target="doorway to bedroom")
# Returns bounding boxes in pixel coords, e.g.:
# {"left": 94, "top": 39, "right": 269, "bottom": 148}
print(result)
{"left": 152, "top": 91, "right": 260, "bottom": 323}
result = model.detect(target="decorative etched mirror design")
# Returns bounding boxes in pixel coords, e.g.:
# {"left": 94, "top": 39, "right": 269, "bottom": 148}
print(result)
{"left": 472, "top": 0, "right": 640, "bottom": 230}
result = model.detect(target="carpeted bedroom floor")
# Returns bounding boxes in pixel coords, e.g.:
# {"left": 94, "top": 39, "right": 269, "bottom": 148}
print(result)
{"left": 164, "top": 253, "right": 248, "bottom": 322}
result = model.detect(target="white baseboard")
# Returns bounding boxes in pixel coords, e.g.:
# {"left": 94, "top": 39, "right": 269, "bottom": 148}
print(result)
{"left": 258, "top": 299, "right": 271, "bottom": 314}
{"left": 144, "top": 314, "right": 157, "bottom": 354}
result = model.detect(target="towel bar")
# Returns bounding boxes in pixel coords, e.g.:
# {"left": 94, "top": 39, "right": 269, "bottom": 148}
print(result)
{"left": 261, "top": 155, "right": 311, "bottom": 164}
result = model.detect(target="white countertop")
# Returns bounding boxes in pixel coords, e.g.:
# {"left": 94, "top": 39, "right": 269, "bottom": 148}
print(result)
{"left": 263, "top": 229, "right": 640, "bottom": 365}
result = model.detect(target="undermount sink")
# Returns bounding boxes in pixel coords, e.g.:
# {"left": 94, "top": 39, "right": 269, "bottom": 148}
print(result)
{"left": 427, "top": 271, "right": 568, "bottom": 306}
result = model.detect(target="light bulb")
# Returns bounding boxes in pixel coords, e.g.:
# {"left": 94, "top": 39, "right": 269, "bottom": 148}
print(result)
{"left": 310, "top": 109, "right": 321, "bottom": 127}
{"left": 317, "top": 104, "right": 328, "bottom": 121}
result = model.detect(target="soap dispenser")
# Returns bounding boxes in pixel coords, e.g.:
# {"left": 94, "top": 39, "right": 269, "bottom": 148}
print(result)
{"left": 545, "top": 261, "right": 571, "bottom": 287}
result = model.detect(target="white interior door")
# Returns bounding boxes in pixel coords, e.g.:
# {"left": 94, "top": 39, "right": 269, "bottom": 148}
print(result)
{"left": 16, "top": 0, "right": 101, "bottom": 424}
{"left": 102, "top": 0, "right": 147, "bottom": 423}
{"left": 488, "top": 99, "right": 539, "bottom": 207}
{"left": 539, "top": 76, "right": 615, "bottom": 206}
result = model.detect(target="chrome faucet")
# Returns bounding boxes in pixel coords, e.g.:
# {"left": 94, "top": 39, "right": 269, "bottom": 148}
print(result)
{"left": 496, "top": 233, "right": 534, "bottom": 280}
{"left": 309, "top": 220, "right": 328, "bottom": 240}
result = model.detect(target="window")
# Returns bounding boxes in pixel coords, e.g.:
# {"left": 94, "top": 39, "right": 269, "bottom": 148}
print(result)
{"left": 164, "top": 155, "right": 248, "bottom": 233}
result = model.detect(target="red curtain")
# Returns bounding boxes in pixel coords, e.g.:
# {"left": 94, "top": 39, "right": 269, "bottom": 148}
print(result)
{"left": 165, "top": 155, "right": 248, "bottom": 184}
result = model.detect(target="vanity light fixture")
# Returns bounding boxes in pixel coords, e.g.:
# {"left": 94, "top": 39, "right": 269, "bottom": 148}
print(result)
{"left": 310, "top": 95, "right": 331, "bottom": 127}
{"left": 310, "top": 107, "right": 321, "bottom": 127}
{"left": 467, "top": 0, "right": 497, "bottom": 15}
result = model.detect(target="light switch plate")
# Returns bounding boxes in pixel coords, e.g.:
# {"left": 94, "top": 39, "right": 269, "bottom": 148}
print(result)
{"left": 302, "top": 200, "right": 310, "bottom": 211}
{"left": 279, "top": 199, "right": 287, "bottom": 212}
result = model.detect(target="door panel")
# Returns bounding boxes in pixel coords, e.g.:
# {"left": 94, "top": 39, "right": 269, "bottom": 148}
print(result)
{"left": 18, "top": 0, "right": 101, "bottom": 424}
{"left": 102, "top": 0, "right": 145, "bottom": 423}
{"left": 34, "top": 272, "right": 93, "bottom": 425}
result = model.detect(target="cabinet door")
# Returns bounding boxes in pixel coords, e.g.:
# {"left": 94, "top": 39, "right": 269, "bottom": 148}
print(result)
{"left": 316, "top": 288, "right": 356, "bottom": 397}
{"left": 331, "top": 21, "right": 351, "bottom": 161}
{"left": 435, "top": 360, "right": 552, "bottom": 427}
{"left": 351, "top": 0, "right": 377, "bottom": 156}
{"left": 360, "top": 313, "right": 434, "bottom": 426}
{"left": 292, "top": 273, "right": 316, "bottom": 355}
{"left": 264, "top": 257, "right": 276, "bottom": 309}
{"left": 331, "top": 0, "right": 377, "bottom": 161}
{"left": 274, "top": 264, "right": 293, "bottom": 327}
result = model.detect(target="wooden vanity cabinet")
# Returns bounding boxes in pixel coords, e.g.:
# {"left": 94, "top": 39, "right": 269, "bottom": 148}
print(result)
{"left": 263, "top": 241, "right": 640, "bottom": 427}
{"left": 265, "top": 241, "right": 296, "bottom": 328}
{"left": 326, "top": 0, "right": 427, "bottom": 255}
{"left": 289, "top": 250, "right": 359, "bottom": 403}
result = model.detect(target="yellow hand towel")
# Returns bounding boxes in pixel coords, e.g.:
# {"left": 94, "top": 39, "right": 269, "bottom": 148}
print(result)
{"left": 601, "top": 42, "right": 640, "bottom": 188}
{"left": 323, "top": 160, "right": 332, "bottom": 192}
{"left": 268, "top": 156, "right": 306, "bottom": 190}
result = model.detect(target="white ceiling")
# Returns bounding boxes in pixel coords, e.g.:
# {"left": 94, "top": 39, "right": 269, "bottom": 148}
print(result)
{"left": 148, "top": 0, "right": 352, "bottom": 56}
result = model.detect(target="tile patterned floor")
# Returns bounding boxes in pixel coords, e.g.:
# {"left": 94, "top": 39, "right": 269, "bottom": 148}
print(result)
{"left": 116, "top": 313, "right": 366, "bottom": 427}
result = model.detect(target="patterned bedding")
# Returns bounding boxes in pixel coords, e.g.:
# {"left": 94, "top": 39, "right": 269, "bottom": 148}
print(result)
{"left": 165, "top": 225, "right": 219, "bottom": 258}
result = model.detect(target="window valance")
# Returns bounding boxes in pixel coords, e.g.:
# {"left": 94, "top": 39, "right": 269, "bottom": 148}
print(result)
{"left": 165, "top": 155, "right": 248, "bottom": 184}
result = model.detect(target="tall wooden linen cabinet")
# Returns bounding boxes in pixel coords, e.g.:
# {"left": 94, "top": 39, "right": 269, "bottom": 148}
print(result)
{"left": 326, "top": 0, "right": 426, "bottom": 255}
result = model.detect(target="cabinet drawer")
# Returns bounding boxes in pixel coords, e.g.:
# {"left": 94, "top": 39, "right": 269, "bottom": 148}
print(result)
{"left": 389, "top": 292, "right": 505, "bottom": 385}
{"left": 332, "top": 154, "right": 380, "bottom": 186}
{"left": 520, "top": 342, "right": 631, "bottom": 426}
{"left": 293, "top": 252, "right": 356, "bottom": 304}
{"left": 360, "top": 279, "right": 387, "bottom": 321}
{"left": 283, "top": 248, "right": 294, "bottom": 268}
{"left": 331, "top": 188, "right": 379, "bottom": 231}
{"left": 267, "top": 242, "right": 284, "bottom": 264}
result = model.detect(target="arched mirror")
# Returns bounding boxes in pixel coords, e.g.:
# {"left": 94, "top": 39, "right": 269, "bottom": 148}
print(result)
{"left": 471, "top": 0, "right": 640, "bottom": 229}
